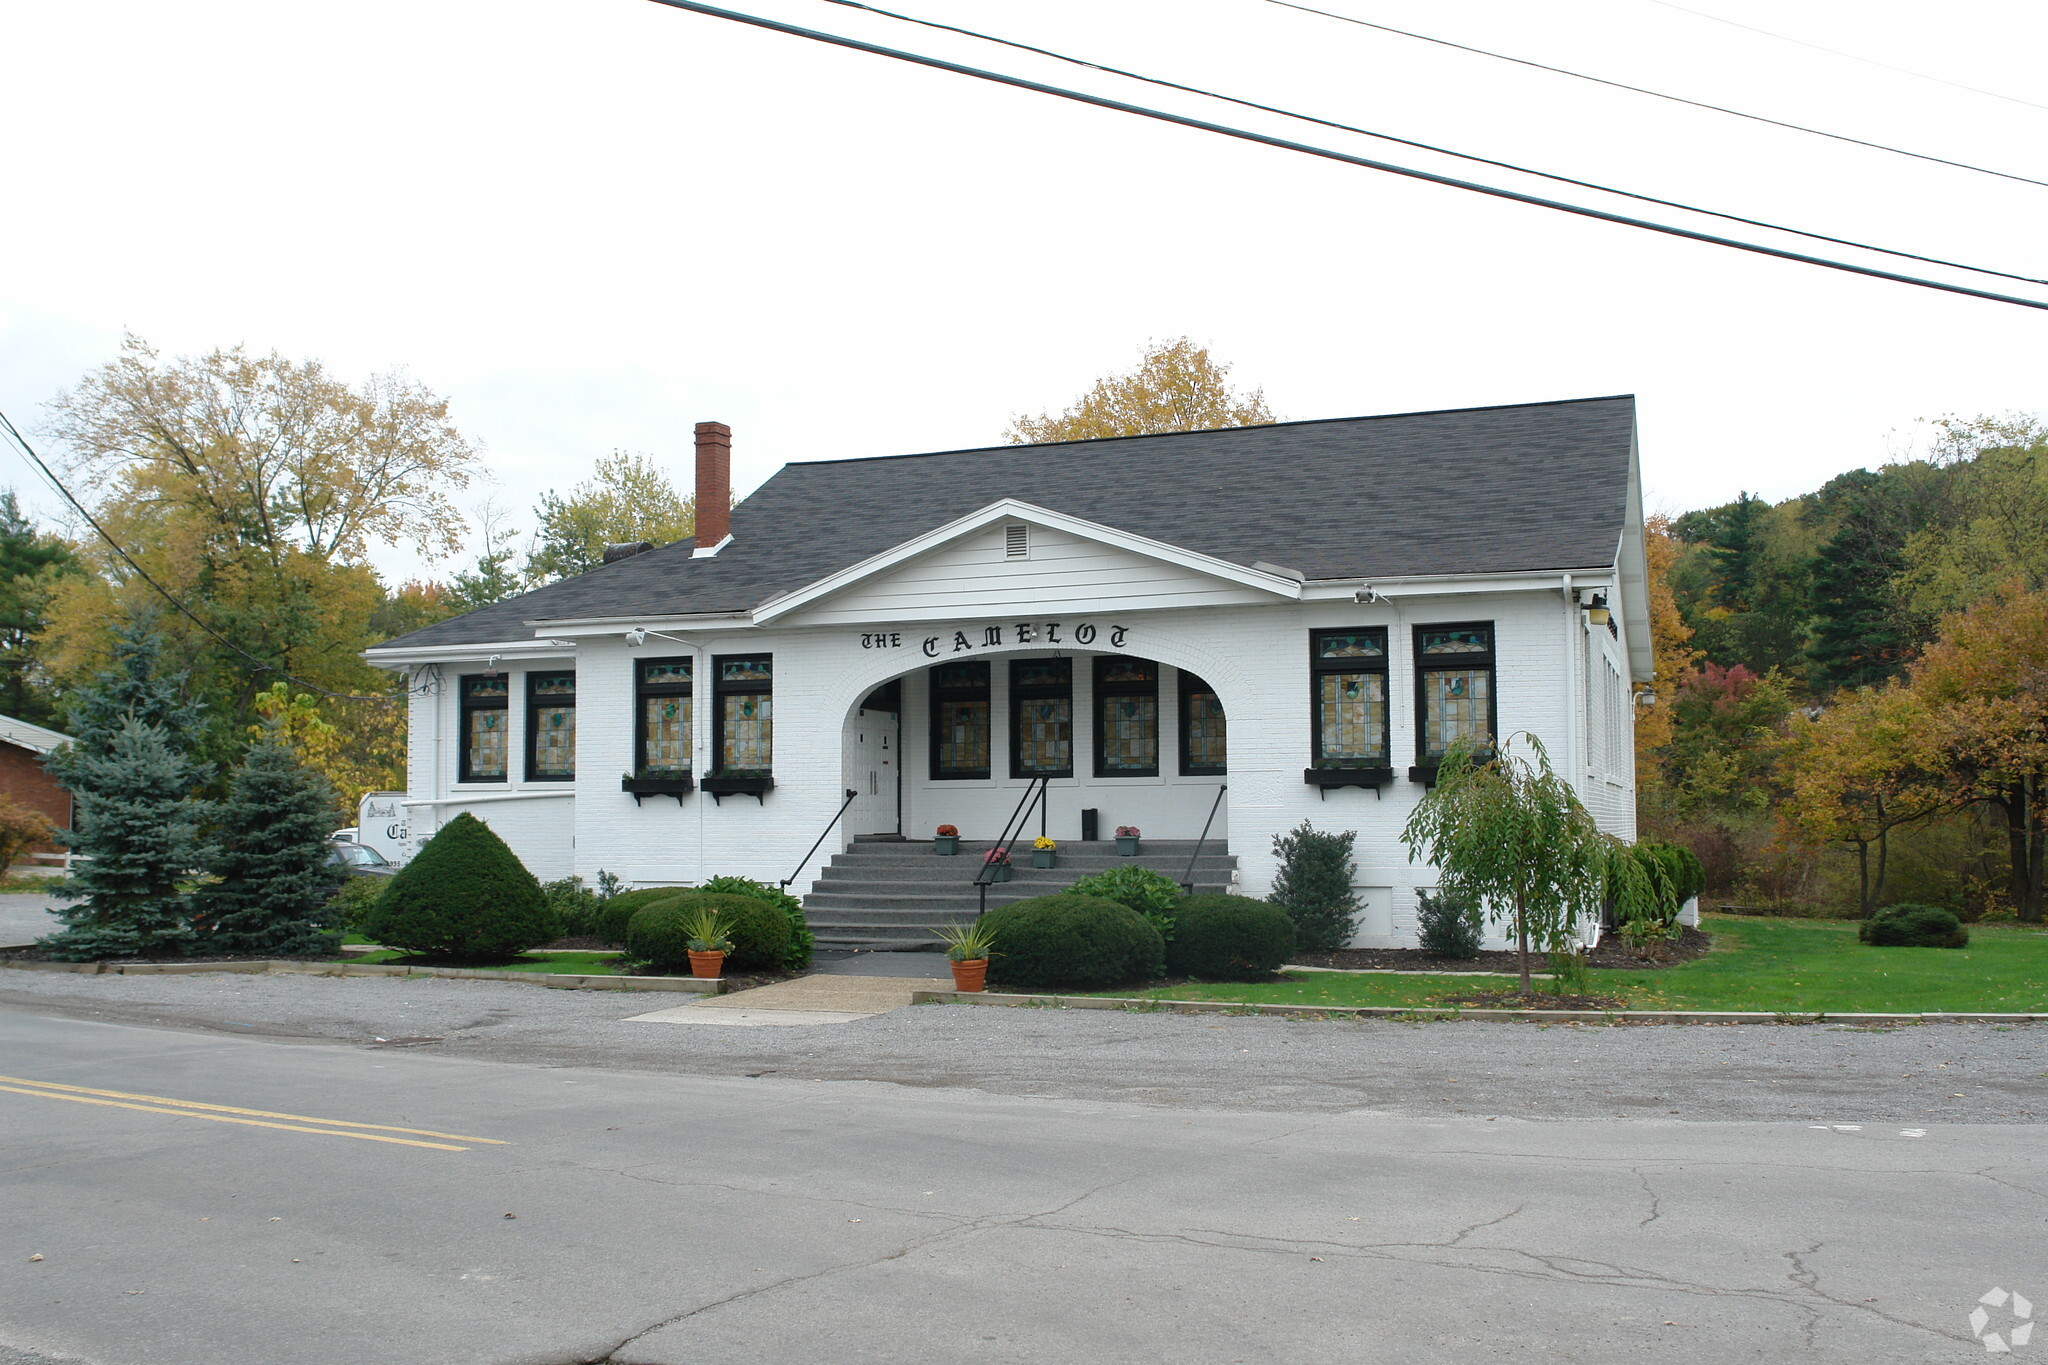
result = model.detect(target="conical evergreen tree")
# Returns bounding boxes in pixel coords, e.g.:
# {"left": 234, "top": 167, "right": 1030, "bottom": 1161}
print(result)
{"left": 362, "top": 812, "right": 555, "bottom": 960}
{"left": 38, "top": 716, "right": 210, "bottom": 960}
{"left": 192, "top": 721, "right": 343, "bottom": 956}
{"left": 49, "top": 612, "right": 204, "bottom": 768}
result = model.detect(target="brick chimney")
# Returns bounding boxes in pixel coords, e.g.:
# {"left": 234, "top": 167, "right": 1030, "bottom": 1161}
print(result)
{"left": 693, "top": 421, "right": 731, "bottom": 550}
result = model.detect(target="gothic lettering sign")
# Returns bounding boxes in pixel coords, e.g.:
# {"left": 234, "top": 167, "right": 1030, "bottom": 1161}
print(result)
{"left": 857, "top": 621, "right": 1129, "bottom": 655}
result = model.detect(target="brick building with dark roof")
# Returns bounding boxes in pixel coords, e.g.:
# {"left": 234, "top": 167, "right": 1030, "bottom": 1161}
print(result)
{"left": 367, "top": 395, "right": 1654, "bottom": 950}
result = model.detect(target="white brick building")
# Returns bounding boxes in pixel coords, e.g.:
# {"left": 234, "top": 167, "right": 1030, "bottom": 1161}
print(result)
{"left": 366, "top": 396, "right": 1651, "bottom": 949}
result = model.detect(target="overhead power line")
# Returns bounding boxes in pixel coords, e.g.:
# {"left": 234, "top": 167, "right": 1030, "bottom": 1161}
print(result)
{"left": 642, "top": 0, "right": 2048, "bottom": 313}
{"left": 1262, "top": 0, "right": 2048, "bottom": 190}
{"left": 818, "top": 0, "right": 2047, "bottom": 289}
{"left": 1641, "top": 0, "right": 2048, "bottom": 115}
{"left": 0, "top": 408, "right": 402, "bottom": 706}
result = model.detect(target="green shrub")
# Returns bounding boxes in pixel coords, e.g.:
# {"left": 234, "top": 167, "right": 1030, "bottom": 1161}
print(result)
{"left": 1167, "top": 894, "right": 1295, "bottom": 980}
{"left": 1859, "top": 903, "right": 1969, "bottom": 949}
{"left": 699, "top": 874, "right": 814, "bottom": 971}
{"left": 1269, "top": 821, "right": 1358, "bottom": 954}
{"left": 1416, "top": 888, "right": 1484, "bottom": 959}
{"left": 325, "top": 876, "right": 385, "bottom": 935}
{"left": 1066, "top": 865, "right": 1182, "bottom": 943}
{"left": 627, "top": 892, "right": 790, "bottom": 971}
{"left": 981, "top": 893, "right": 1164, "bottom": 991}
{"left": 597, "top": 887, "right": 690, "bottom": 945}
{"left": 541, "top": 876, "right": 601, "bottom": 938}
{"left": 360, "top": 812, "right": 557, "bottom": 961}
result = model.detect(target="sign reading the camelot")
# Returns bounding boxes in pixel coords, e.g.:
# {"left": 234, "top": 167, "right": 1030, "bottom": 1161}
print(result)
{"left": 858, "top": 622, "right": 1130, "bottom": 655}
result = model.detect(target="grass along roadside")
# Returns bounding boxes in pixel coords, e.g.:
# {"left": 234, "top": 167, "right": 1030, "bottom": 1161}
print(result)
{"left": 1098, "top": 915, "right": 2048, "bottom": 1014}
{"left": 346, "top": 950, "right": 627, "bottom": 976}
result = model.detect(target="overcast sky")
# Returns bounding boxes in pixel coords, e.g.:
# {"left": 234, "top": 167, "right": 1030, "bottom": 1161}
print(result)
{"left": 4, "top": 0, "right": 2043, "bottom": 582}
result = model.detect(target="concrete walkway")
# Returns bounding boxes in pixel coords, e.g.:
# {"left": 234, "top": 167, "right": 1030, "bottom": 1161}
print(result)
{"left": 628, "top": 968, "right": 948, "bottom": 1027}
{"left": 0, "top": 892, "right": 67, "bottom": 949}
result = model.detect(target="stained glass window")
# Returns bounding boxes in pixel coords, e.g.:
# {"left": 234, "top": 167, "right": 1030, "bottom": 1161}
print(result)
{"left": 712, "top": 653, "right": 773, "bottom": 774}
{"left": 1415, "top": 623, "right": 1495, "bottom": 762}
{"left": 636, "top": 658, "right": 692, "bottom": 775}
{"left": 1317, "top": 672, "right": 1386, "bottom": 762}
{"left": 1010, "top": 657, "right": 1071, "bottom": 778}
{"left": 1180, "top": 672, "right": 1227, "bottom": 775}
{"left": 930, "top": 661, "right": 990, "bottom": 780}
{"left": 526, "top": 672, "right": 576, "bottom": 780}
{"left": 1093, "top": 655, "right": 1157, "bottom": 776}
{"left": 1309, "top": 628, "right": 1388, "bottom": 769}
{"left": 459, "top": 673, "right": 509, "bottom": 782}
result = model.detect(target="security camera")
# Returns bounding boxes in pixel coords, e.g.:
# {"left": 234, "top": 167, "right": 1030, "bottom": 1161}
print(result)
{"left": 625, "top": 628, "right": 648, "bottom": 647}
{"left": 1353, "top": 586, "right": 1383, "bottom": 605}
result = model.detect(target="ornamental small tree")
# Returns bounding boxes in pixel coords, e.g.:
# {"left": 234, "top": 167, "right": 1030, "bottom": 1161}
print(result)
{"left": 192, "top": 720, "right": 345, "bottom": 956}
{"left": 0, "top": 795, "right": 56, "bottom": 878}
{"left": 1400, "top": 734, "right": 1650, "bottom": 995}
{"left": 361, "top": 811, "right": 556, "bottom": 960}
{"left": 1268, "top": 821, "right": 1359, "bottom": 954}
{"left": 38, "top": 716, "right": 211, "bottom": 961}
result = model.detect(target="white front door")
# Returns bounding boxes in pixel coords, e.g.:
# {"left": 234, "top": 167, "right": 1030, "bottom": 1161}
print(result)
{"left": 843, "top": 705, "right": 899, "bottom": 836}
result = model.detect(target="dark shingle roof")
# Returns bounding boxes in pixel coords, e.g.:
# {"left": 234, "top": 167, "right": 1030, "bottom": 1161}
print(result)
{"left": 375, "top": 394, "right": 1634, "bottom": 651}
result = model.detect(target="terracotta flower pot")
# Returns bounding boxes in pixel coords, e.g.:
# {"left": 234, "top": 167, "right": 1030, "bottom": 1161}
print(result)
{"left": 687, "top": 949, "right": 726, "bottom": 979}
{"left": 949, "top": 958, "right": 988, "bottom": 993}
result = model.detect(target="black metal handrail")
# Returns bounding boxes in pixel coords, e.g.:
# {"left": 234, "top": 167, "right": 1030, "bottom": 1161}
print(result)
{"left": 1178, "top": 783, "right": 1228, "bottom": 895}
{"left": 974, "top": 775, "right": 1050, "bottom": 915}
{"left": 779, "top": 788, "right": 860, "bottom": 891}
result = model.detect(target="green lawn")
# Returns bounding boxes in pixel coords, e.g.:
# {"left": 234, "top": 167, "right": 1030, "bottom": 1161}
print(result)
{"left": 349, "top": 950, "right": 626, "bottom": 976}
{"left": 1101, "top": 915, "right": 2048, "bottom": 1014}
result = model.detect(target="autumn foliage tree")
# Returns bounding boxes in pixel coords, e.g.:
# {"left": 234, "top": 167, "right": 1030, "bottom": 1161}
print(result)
{"left": 1006, "top": 338, "right": 1275, "bottom": 444}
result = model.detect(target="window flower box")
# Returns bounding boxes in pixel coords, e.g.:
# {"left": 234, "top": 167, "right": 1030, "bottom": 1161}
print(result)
{"left": 622, "top": 772, "right": 693, "bottom": 805}
{"left": 1408, "top": 747, "right": 1494, "bottom": 788}
{"left": 1304, "top": 765, "right": 1394, "bottom": 793}
{"left": 700, "top": 771, "right": 775, "bottom": 804}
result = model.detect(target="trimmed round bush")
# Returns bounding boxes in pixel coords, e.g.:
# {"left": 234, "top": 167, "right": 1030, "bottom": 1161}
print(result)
{"left": 981, "top": 893, "right": 1165, "bottom": 992}
{"left": 699, "top": 874, "right": 814, "bottom": 971}
{"left": 627, "top": 892, "right": 791, "bottom": 972}
{"left": 360, "top": 812, "right": 556, "bottom": 960}
{"left": 1859, "top": 903, "right": 1969, "bottom": 949}
{"left": 1167, "top": 893, "right": 1295, "bottom": 980}
{"left": 596, "top": 887, "right": 690, "bottom": 945}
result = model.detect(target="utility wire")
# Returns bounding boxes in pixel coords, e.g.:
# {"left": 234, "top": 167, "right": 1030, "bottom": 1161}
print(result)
{"left": 1641, "top": 0, "right": 2048, "bottom": 115}
{"left": 0, "top": 408, "right": 404, "bottom": 706}
{"left": 1261, "top": 0, "right": 2048, "bottom": 189}
{"left": 642, "top": 0, "right": 2048, "bottom": 313}
{"left": 818, "top": 0, "right": 2047, "bottom": 288}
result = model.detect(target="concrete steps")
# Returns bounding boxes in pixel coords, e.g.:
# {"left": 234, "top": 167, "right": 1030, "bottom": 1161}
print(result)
{"left": 801, "top": 839, "right": 1238, "bottom": 948}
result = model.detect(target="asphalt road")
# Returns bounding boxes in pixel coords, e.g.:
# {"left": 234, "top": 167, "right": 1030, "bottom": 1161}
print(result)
{"left": 3, "top": 1006, "right": 2044, "bottom": 1364}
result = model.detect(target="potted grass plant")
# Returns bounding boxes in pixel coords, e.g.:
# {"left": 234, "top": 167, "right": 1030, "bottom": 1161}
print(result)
{"left": 1031, "top": 835, "right": 1057, "bottom": 869}
{"left": 934, "top": 824, "right": 960, "bottom": 856}
{"left": 982, "top": 846, "right": 1012, "bottom": 882}
{"left": 682, "top": 904, "right": 734, "bottom": 979}
{"left": 1115, "top": 825, "right": 1141, "bottom": 856}
{"left": 933, "top": 921, "right": 997, "bottom": 993}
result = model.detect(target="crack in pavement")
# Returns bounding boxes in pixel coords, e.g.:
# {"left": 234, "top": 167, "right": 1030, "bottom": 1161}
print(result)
{"left": 1633, "top": 1168, "right": 1664, "bottom": 1227}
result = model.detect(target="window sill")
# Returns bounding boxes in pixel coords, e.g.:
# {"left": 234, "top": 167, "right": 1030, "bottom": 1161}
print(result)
{"left": 1305, "top": 766, "right": 1393, "bottom": 796}
{"left": 622, "top": 775, "right": 694, "bottom": 805}
{"left": 700, "top": 773, "right": 775, "bottom": 805}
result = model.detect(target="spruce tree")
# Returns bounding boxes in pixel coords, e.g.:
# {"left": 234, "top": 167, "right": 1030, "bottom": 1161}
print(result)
{"left": 192, "top": 721, "right": 343, "bottom": 956}
{"left": 38, "top": 716, "right": 209, "bottom": 960}
{"left": 1268, "top": 821, "right": 1359, "bottom": 954}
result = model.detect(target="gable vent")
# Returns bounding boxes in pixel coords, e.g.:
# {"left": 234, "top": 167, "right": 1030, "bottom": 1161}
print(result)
{"left": 1004, "top": 524, "right": 1029, "bottom": 560}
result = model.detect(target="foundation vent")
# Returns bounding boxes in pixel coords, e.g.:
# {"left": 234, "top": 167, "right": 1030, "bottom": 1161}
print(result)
{"left": 1004, "top": 524, "right": 1029, "bottom": 560}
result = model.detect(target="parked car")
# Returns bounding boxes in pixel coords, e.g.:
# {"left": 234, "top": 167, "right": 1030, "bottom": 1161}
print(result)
{"left": 328, "top": 840, "right": 397, "bottom": 879}
{"left": 329, "top": 827, "right": 359, "bottom": 843}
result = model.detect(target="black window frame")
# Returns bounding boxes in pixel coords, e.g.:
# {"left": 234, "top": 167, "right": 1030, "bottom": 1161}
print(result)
{"left": 524, "top": 670, "right": 578, "bottom": 782}
{"left": 1092, "top": 655, "right": 1160, "bottom": 778}
{"left": 1008, "top": 656, "right": 1073, "bottom": 779}
{"left": 1309, "top": 628, "right": 1391, "bottom": 771}
{"left": 1412, "top": 621, "right": 1497, "bottom": 769}
{"left": 1178, "top": 670, "right": 1228, "bottom": 776}
{"left": 711, "top": 653, "right": 774, "bottom": 775}
{"left": 929, "top": 660, "right": 992, "bottom": 781}
{"left": 458, "top": 673, "right": 511, "bottom": 784}
{"left": 635, "top": 657, "right": 694, "bottom": 777}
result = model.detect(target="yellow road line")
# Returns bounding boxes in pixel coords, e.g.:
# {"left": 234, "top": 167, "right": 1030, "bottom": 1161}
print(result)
{"left": 0, "top": 1085, "right": 471, "bottom": 1150}
{"left": 0, "top": 1074, "right": 507, "bottom": 1144}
